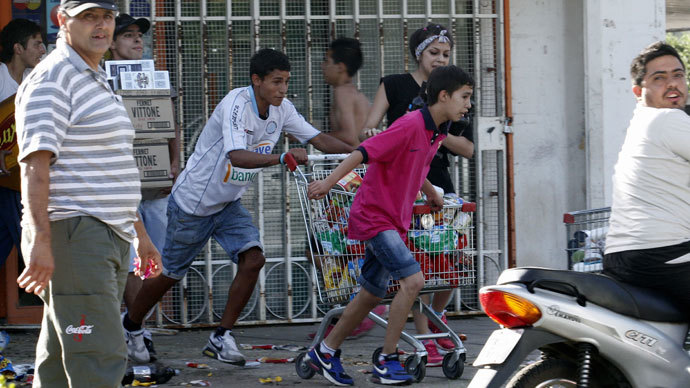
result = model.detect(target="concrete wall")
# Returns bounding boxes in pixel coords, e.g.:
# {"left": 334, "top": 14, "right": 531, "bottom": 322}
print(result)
{"left": 510, "top": 0, "right": 666, "bottom": 268}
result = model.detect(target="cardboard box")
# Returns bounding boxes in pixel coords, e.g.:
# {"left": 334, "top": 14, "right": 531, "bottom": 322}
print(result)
{"left": 119, "top": 70, "right": 171, "bottom": 91}
{"left": 105, "top": 59, "right": 155, "bottom": 79}
{"left": 118, "top": 90, "right": 175, "bottom": 139}
{"left": 120, "top": 71, "right": 154, "bottom": 90}
{"left": 133, "top": 140, "right": 173, "bottom": 196}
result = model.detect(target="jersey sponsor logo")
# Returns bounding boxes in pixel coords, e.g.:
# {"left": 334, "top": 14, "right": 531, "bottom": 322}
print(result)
{"left": 266, "top": 121, "right": 277, "bottom": 134}
{"left": 231, "top": 104, "right": 240, "bottom": 131}
{"left": 252, "top": 141, "right": 274, "bottom": 155}
{"left": 222, "top": 141, "right": 275, "bottom": 185}
{"left": 228, "top": 168, "right": 258, "bottom": 183}
{"left": 66, "top": 315, "right": 94, "bottom": 342}
{"left": 223, "top": 163, "right": 260, "bottom": 185}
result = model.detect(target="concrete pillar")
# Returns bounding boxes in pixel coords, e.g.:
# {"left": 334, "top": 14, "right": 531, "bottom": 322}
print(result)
{"left": 511, "top": 0, "right": 586, "bottom": 267}
{"left": 583, "top": 0, "right": 666, "bottom": 208}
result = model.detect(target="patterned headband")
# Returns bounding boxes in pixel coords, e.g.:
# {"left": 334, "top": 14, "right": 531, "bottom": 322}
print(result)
{"left": 414, "top": 29, "right": 450, "bottom": 60}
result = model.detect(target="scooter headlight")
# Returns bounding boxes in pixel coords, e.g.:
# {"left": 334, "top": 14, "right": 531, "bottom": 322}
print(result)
{"left": 479, "top": 290, "right": 542, "bottom": 328}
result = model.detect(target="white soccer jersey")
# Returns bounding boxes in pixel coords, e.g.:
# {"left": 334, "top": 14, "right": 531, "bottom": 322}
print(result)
{"left": 172, "top": 86, "right": 319, "bottom": 216}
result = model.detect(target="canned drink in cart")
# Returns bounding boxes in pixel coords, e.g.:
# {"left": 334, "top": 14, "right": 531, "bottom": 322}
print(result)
{"left": 335, "top": 170, "right": 363, "bottom": 193}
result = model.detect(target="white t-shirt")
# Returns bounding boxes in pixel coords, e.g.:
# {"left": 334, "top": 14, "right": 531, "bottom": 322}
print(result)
{"left": 0, "top": 63, "right": 19, "bottom": 102}
{"left": 171, "top": 85, "right": 319, "bottom": 216}
{"left": 605, "top": 104, "right": 690, "bottom": 255}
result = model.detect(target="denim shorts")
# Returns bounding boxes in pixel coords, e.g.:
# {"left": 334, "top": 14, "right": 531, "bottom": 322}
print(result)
{"left": 357, "top": 230, "right": 421, "bottom": 298}
{"left": 161, "top": 196, "right": 262, "bottom": 280}
{"left": 129, "top": 196, "right": 170, "bottom": 272}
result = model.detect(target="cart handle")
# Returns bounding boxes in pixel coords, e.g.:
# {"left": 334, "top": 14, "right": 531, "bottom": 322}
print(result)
{"left": 413, "top": 202, "right": 476, "bottom": 213}
{"left": 307, "top": 154, "right": 351, "bottom": 162}
{"left": 284, "top": 153, "right": 351, "bottom": 172}
{"left": 284, "top": 152, "right": 298, "bottom": 172}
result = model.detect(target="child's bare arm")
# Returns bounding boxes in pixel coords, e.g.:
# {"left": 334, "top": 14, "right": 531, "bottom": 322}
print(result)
{"left": 360, "top": 83, "right": 389, "bottom": 140}
{"left": 420, "top": 179, "right": 443, "bottom": 211}
{"left": 307, "top": 150, "right": 364, "bottom": 199}
{"left": 441, "top": 134, "right": 474, "bottom": 159}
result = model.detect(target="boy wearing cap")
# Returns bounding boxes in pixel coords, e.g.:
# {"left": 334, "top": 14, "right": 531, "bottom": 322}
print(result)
{"left": 110, "top": 14, "right": 150, "bottom": 61}
{"left": 109, "top": 13, "right": 180, "bottom": 362}
{"left": 15, "top": 1, "right": 162, "bottom": 386}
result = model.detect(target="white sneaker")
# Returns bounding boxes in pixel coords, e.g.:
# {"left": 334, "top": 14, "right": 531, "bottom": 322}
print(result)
{"left": 202, "top": 331, "right": 246, "bottom": 366}
{"left": 125, "top": 327, "right": 151, "bottom": 363}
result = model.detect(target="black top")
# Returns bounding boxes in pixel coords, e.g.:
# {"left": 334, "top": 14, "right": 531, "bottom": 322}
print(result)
{"left": 381, "top": 73, "right": 473, "bottom": 194}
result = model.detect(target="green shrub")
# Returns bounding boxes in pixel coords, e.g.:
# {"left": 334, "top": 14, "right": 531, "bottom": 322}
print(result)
{"left": 667, "top": 32, "right": 690, "bottom": 86}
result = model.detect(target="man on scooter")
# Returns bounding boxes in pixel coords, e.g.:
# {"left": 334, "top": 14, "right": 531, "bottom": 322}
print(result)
{"left": 604, "top": 41, "right": 690, "bottom": 315}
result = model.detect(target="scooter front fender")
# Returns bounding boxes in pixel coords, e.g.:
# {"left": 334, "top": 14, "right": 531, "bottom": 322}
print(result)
{"left": 468, "top": 328, "right": 566, "bottom": 388}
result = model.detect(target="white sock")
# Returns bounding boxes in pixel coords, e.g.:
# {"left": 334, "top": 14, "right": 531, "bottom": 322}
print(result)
{"left": 320, "top": 341, "right": 336, "bottom": 356}
{"left": 378, "top": 351, "right": 395, "bottom": 363}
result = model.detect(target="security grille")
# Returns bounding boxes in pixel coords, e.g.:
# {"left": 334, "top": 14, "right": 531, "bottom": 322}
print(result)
{"left": 120, "top": 0, "right": 506, "bottom": 327}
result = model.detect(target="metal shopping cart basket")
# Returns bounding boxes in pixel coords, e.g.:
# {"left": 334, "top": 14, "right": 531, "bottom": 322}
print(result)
{"left": 563, "top": 207, "right": 611, "bottom": 272}
{"left": 286, "top": 154, "right": 476, "bottom": 382}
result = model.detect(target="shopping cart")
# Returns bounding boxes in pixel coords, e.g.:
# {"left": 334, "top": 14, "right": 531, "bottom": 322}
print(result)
{"left": 286, "top": 154, "right": 476, "bottom": 382}
{"left": 563, "top": 207, "right": 611, "bottom": 272}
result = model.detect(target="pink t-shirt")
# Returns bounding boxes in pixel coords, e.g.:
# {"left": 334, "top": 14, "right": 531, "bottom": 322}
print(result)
{"left": 347, "top": 107, "right": 447, "bottom": 241}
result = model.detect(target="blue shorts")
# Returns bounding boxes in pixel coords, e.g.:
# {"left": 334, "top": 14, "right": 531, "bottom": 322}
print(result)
{"left": 357, "top": 230, "right": 421, "bottom": 298}
{"left": 161, "top": 196, "right": 263, "bottom": 280}
{"left": 129, "top": 196, "right": 170, "bottom": 272}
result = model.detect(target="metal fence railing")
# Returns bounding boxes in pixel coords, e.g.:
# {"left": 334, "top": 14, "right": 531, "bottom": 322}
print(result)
{"left": 117, "top": 0, "right": 505, "bottom": 327}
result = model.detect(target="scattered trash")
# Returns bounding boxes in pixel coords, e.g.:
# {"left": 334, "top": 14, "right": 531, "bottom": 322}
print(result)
{"left": 358, "top": 369, "right": 372, "bottom": 374}
{"left": 0, "top": 374, "right": 16, "bottom": 388}
{"left": 241, "top": 344, "right": 306, "bottom": 352}
{"left": 185, "top": 362, "right": 210, "bottom": 369}
{"left": 256, "top": 357, "right": 294, "bottom": 364}
{"left": 11, "top": 365, "right": 33, "bottom": 376}
{"left": 0, "top": 355, "right": 15, "bottom": 380}
{"left": 187, "top": 380, "right": 211, "bottom": 387}
{"left": 243, "top": 361, "right": 261, "bottom": 368}
{"left": 122, "top": 362, "right": 176, "bottom": 385}
{"left": 258, "top": 376, "right": 283, "bottom": 384}
{"left": 131, "top": 380, "right": 157, "bottom": 387}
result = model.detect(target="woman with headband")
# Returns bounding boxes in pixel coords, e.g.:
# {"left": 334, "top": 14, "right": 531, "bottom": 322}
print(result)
{"left": 360, "top": 23, "right": 474, "bottom": 366}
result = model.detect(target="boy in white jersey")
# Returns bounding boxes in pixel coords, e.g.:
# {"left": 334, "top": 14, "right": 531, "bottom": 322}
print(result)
{"left": 122, "top": 48, "right": 353, "bottom": 365}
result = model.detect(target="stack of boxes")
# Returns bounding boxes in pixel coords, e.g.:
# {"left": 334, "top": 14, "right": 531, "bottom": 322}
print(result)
{"left": 106, "top": 59, "right": 175, "bottom": 198}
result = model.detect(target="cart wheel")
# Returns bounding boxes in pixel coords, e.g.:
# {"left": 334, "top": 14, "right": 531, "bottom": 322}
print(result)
{"left": 371, "top": 347, "right": 383, "bottom": 365}
{"left": 404, "top": 355, "right": 426, "bottom": 383}
{"left": 442, "top": 352, "right": 465, "bottom": 379}
{"left": 295, "top": 352, "right": 316, "bottom": 379}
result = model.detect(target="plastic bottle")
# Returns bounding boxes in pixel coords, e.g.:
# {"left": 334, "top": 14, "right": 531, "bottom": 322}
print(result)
{"left": 121, "top": 363, "right": 177, "bottom": 385}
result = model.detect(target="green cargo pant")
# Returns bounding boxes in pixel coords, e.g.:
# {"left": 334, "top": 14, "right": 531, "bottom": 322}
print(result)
{"left": 22, "top": 216, "right": 130, "bottom": 388}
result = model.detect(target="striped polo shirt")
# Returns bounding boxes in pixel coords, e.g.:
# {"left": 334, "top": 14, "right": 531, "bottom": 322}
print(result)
{"left": 15, "top": 39, "right": 141, "bottom": 242}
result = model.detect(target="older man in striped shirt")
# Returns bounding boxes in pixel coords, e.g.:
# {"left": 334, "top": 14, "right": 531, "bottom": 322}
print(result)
{"left": 14, "top": 0, "right": 162, "bottom": 386}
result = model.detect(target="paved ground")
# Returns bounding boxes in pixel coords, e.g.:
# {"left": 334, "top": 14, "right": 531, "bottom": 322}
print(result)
{"left": 1, "top": 315, "right": 501, "bottom": 387}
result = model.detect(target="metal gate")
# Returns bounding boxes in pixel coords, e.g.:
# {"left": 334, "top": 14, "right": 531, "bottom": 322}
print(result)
{"left": 118, "top": 0, "right": 507, "bottom": 327}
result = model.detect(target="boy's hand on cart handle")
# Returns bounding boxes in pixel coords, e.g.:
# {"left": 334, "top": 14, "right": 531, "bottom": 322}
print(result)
{"left": 288, "top": 148, "right": 308, "bottom": 164}
{"left": 308, "top": 180, "right": 332, "bottom": 200}
{"left": 426, "top": 190, "right": 444, "bottom": 212}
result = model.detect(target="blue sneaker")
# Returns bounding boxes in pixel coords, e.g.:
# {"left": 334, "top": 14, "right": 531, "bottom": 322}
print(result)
{"left": 305, "top": 345, "right": 354, "bottom": 386}
{"left": 372, "top": 353, "right": 414, "bottom": 385}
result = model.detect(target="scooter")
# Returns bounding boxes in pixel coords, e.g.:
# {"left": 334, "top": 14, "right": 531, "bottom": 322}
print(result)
{"left": 468, "top": 267, "right": 690, "bottom": 388}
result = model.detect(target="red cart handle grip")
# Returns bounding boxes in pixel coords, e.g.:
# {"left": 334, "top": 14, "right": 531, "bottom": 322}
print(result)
{"left": 283, "top": 152, "right": 298, "bottom": 171}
